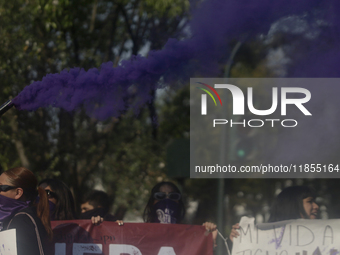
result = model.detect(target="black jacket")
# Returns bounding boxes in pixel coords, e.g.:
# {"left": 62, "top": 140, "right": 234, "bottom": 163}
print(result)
{"left": 6, "top": 206, "right": 51, "bottom": 255}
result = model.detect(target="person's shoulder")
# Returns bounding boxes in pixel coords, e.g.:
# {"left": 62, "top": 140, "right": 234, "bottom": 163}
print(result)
{"left": 14, "top": 206, "right": 38, "bottom": 219}
{"left": 17, "top": 206, "right": 36, "bottom": 214}
{"left": 9, "top": 207, "right": 40, "bottom": 228}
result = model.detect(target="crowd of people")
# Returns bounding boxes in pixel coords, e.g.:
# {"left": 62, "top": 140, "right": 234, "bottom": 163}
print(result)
{"left": 0, "top": 167, "right": 218, "bottom": 255}
{"left": 0, "top": 166, "right": 321, "bottom": 255}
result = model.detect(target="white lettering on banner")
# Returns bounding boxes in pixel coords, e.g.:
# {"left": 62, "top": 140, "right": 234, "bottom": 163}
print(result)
{"left": 55, "top": 243, "right": 66, "bottom": 255}
{"left": 232, "top": 217, "right": 340, "bottom": 255}
{"left": 109, "top": 244, "right": 142, "bottom": 255}
{"left": 73, "top": 243, "right": 103, "bottom": 255}
{"left": 55, "top": 244, "right": 177, "bottom": 255}
{"left": 158, "top": 247, "right": 176, "bottom": 255}
{"left": 55, "top": 243, "right": 103, "bottom": 255}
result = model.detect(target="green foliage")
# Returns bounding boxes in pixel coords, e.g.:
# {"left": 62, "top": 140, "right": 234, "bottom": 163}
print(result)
{"left": 158, "top": 86, "right": 190, "bottom": 141}
{"left": 0, "top": 0, "right": 190, "bottom": 218}
{"left": 143, "top": 0, "right": 189, "bottom": 17}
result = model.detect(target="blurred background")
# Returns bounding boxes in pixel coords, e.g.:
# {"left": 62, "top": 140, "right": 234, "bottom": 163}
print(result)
{"left": 1, "top": 0, "right": 340, "bottom": 244}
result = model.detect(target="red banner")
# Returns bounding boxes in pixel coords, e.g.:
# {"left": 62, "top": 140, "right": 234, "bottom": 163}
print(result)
{"left": 51, "top": 220, "right": 214, "bottom": 255}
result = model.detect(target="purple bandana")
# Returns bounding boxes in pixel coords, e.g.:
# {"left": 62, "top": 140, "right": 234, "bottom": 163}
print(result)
{"left": 0, "top": 194, "right": 29, "bottom": 221}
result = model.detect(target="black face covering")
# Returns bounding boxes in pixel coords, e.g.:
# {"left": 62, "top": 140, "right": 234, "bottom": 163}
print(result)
{"left": 151, "top": 199, "right": 180, "bottom": 224}
{"left": 79, "top": 207, "right": 108, "bottom": 219}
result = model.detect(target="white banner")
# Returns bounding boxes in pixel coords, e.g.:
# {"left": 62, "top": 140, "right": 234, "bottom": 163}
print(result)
{"left": 0, "top": 229, "right": 17, "bottom": 255}
{"left": 232, "top": 217, "right": 339, "bottom": 255}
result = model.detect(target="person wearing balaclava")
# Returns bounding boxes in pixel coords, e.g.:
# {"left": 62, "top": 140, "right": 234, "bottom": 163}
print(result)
{"left": 80, "top": 190, "right": 117, "bottom": 221}
{"left": 142, "top": 181, "right": 218, "bottom": 246}
{"left": 39, "top": 178, "right": 77, "bottom": 220}
{"left": 143, "top": 182, "right": 185, "bottom": 224}
{"left": 87, "top": 181, "right": 217, "bottom": 246}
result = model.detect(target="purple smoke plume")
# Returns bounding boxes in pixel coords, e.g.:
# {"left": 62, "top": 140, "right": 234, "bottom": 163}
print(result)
{"left": 12, "top": 41, "right": 196, "bottom": 120}
{"left": 13, "top": 0, "right": 336, "bottom": 120}
{"left": 10, "top": 0, "right": 340, "bottom": 165}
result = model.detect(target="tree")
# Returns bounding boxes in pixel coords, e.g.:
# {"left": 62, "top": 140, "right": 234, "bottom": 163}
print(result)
{"left": 0, "top": 0, "right": 189, "bottom": 215}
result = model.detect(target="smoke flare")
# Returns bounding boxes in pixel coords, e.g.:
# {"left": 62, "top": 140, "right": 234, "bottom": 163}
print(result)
{"left": 7, "top": 0, "right": 340, "bottom": 164}
{"left": 12, "top": 0, "right": 338, "bottom": 120}
{"left": 0, "top": 100, "right": 14, "bottom": 117}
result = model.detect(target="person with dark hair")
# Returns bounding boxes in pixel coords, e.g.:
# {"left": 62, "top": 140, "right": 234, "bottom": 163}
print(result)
{"left": 39, "top": 178, "right": 77, "bottom": 220}
{"left": 143, "top": 181, "right": 185, "bottom": 224}
{"left": 268, "top": 185, "right": 319, "bottom": 222}
{"left": 230, "top": 185, "right": 319, "bottom": 242}
{"left": 143, "top": 181, "right": 217, "bottom": 246}
{"left": 0, "top": 167, "right": 52, "bottom": 255}
{"left": 80, "top": 190, "right": 117, "bottom": 221}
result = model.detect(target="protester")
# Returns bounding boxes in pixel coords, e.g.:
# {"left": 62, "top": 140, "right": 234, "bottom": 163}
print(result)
{"left": 90, "top": 181, "right": 215, "bottom": 243}
{"left": 39, "top": 178, "right": 77, "bottom": 220}
{"left": 143, "top": 181, "right": 185, "bottom": 224}
{"left": 268, "top": 185, "right": 319, "bottom": 222}
{"left": 229, "top": 185, "right": 319, "bottom": 242}
{"left": 80, "top": 190, "right": 117, "bottom": 221}
{"left": 0, "top": 167, "right": 52, "bottom": 255}
{"left": 143, "top": 181, "right": 218, "bottom": 246}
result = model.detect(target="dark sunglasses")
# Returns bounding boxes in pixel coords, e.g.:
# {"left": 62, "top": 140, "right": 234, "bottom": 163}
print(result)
{"left": 154, "top": 192, "right": 181, "bottom": 201}
{"left": 45, "top": 189, "right": 58, "bottom": 199}
{"left": 0, "top": 185, "right": 17, "bottom": 192}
